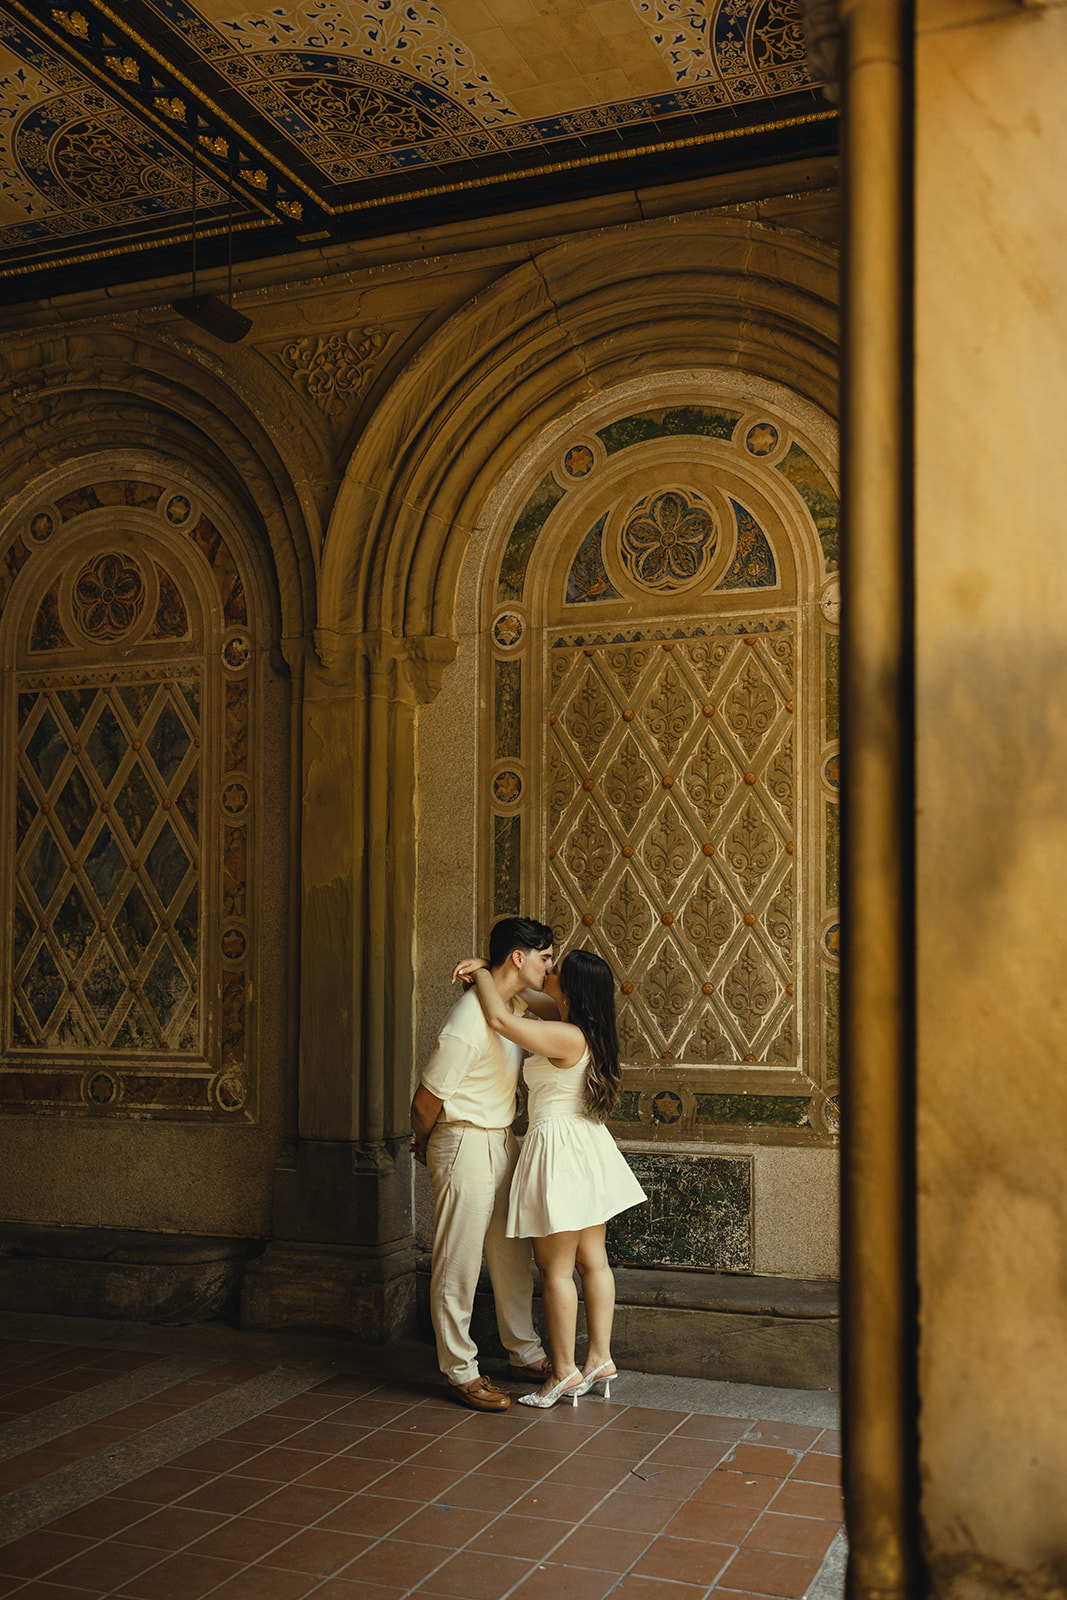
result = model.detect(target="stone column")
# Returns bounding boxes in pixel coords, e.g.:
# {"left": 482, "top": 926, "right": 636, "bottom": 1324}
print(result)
{"left": 242, "top": 629, "right": 456, "bottom": 1340}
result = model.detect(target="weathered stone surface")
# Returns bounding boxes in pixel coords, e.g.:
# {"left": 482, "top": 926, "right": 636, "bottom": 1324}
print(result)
{"left": 241, "top": 1240, "right": 416, "bottom": 1344}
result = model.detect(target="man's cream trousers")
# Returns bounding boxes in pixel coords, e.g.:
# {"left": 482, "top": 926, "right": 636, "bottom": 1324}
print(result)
{"left": 426, "top": 1122, "right": 545, "bottom": 1385}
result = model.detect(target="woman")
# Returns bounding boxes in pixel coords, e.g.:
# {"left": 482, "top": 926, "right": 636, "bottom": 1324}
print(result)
{"left": 454, "top": 948, "right": 646, "bottom": 1408}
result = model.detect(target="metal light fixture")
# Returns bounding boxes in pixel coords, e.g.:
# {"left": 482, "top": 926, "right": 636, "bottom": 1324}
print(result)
{"left": 172, "top": 123, "right": 251, "bottom": 343}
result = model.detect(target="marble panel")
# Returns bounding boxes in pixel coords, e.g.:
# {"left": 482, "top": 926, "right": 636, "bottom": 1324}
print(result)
{"left": 606, "top": 1150, "right": 752, "bottom": 1271}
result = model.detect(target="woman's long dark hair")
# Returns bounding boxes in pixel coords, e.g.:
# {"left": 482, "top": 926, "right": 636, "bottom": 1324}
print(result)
{"left": 558, "top": 949, "right": 621, "bottom": 1121}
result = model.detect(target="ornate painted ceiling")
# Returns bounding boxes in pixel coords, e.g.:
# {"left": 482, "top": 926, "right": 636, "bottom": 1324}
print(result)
{"left": 0, "top": 0, "right": 834, "bottom": 304}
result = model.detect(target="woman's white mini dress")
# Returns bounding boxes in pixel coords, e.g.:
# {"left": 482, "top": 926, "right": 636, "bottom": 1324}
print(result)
{"left": 506, "top": 1049, "right": 647, "bottom": 1238}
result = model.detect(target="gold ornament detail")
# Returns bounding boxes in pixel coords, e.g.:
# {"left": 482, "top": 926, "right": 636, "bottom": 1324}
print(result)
{"left": 282, "top": 79, "right": 443, "bottom": 148}
{"left": 684, "top": 1008, "right": 734, "bottom": 1062}
{"left": 606, "top": 644, "right": 651, "bottom": 696}
{"left": 642, "top": 664, "right": 693, "bottom": 762}
{"left": 722, "top": 797, "right": 776, "bottom": 897}
{"left": 683, "top": 638, "right": 732, "bottom": 693}
{"left": 724, "top": 654, "right": 778, "bottom": 758}
{"left": 617, "top": 1005, "right": 652, "bottom": 1063}
{"left": 766, "top": 870, "right": 794, "bottom": 957}
{"left": 682, "top": 870, "right": 734, "bottom": 959}
{"left": 603, "top": 737, "right": 654, "bottom": 832}
{"left": 642, "top": 800, "right": 693, "bottom": 898}
{"left": 279, "top": 328, "right": 392, "bottom": 413}
{"left": 602, "top": 872, "right": 654, "bottom": 966}
{"left": 722, "top": 939, "right": 779, "bottom": 1040}
{"left": 683, "top": 732, "right": 734, "bottom": 827}
{"left": 547, "top": 747, "right": 577, "bottom": 828}
{"left": 565, "top": 669, "right": 613, "bottom": 766}
{"left": 563, "top": 803, "right": 612, "bottom": 892}
{"left": 641, "top": 943, "right": 694, "bottom": 1033}
{"left": 72, "top": 552, "right": 145, "bottom": 640}
{"left": 767, "top": 728, "right": 794, "bottom": 821}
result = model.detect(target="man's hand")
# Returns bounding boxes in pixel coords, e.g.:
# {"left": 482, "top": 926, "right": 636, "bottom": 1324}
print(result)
{"left": 410, "top": 1083, "right": 444, "bottom": 1166}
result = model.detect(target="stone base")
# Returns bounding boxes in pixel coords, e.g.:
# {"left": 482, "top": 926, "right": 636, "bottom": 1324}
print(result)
{"left": 0, "top": 1223, "right": 256, "bottom": 1325}
{"left": 416, "top": 1257, "right": 839, "bottom": 1390}
{"left": 241, "top": 1239, "right": 417, "bottom": 1343}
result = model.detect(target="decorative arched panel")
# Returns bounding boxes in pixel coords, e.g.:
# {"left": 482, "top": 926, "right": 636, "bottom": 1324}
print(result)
{"left": 0, "top": 481, "right": 261, "bottom": 1121}
{"left": 482, "top": 389, "right": 840, "bottom": 1154}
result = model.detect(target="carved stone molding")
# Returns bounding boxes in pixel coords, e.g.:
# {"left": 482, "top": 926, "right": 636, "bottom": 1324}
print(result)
{"left": 274, "top": 328, "right": 393, "bottom": 415}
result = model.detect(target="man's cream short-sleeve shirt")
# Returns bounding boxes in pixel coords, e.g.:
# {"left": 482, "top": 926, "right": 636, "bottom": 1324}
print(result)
{"left": 421, "top": 990, "right": 522, "bottom": 1129}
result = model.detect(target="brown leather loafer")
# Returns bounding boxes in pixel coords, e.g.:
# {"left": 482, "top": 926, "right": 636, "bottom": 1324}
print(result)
{"left": 507, "top": 1356, "right": 552, "bottom": 1382}
{"left": 449, "top": 1375, "right": 511, "bottom": 1411}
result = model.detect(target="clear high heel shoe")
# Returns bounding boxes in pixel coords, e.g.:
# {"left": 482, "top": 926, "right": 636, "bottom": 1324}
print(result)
{"left": 573, "top": 1361, "right": 617, "bottom": 1399}
{"left": 517, "top": 1368, "right": 583, "bottom": 1408}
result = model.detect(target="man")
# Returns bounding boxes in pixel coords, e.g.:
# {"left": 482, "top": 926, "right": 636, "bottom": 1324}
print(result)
{"left": 411, "top": 916, "right": 555, "bottom": 1411}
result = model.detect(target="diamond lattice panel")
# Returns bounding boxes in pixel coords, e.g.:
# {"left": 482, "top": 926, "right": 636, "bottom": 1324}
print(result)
{"left": 14, "top": 675, "right": 200, "bottom": 1053}
{"left": 546, "top": 623, "right": 797, "bottom": 1069}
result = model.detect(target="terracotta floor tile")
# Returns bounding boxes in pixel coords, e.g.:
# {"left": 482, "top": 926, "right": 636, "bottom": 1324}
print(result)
{"left": 816, "top": 1428, "right": 842, "bottom": 1456}
{"left": 363, "top": 1462, "right": 466, "bottom": 1501}
{"left": 541, "top": 1454, "right": 631, "bottom": 1492}
{"left": 188, "top": 1516, "right": 292, "bottom": 1563}
{"left": 181, "top": 1474, "right": 272, "bottom": 1515}
{"left": 310, "top": 1580, "right": 407, "bottom": 1600}
{"left": 285, "top": 1420, "right": 371, "bottom": 1455}
{"left": 411, "top": 1547, "right": 532, "bottom": 1598}
{"left": 0, "top": 1578, "right": 25, "bottom": 1597}
{"left": 606, "top": 1406, "right": 690, "bottom": 1434}
{"left": 409, "top": 1436, "right": 501, "bottom": 1474}
{"left": 298, "top": 1455, "right": 390, "bottom": 1492}
{"left": 767, "top": 1480, "right": 845, "bottom": 1521}
{"left": 316, "top": 1400, "right": 413, "bottom": 1429}
{"left": 693, "top": 1470, "right": 781, "bottom": 1511}
{"left": 792, "top": 1450, "right": 842, "bottom": 1486}
{"left": 723, "top": 1547, "right": 821, "bottom": 1597}
{"left": 262, "top": 1527, "right": 373, "bottom": 1575}
{"left": 105, "top": 1401, "right": 186, "bottom": 1429}
{"left": 47, "top": 1498, "right": 152, "bottom": 1540}
{"left": 611, "top": 1463, "right": 711, "bottom": 1501}
{"left": 44, "top": 1540, "right": 165, "bottom": 1591}
{"left": 507, "top": 1562, "right": 619, "bottom": 1599}
{"left": 391, "top": 1502, "right": 495, "bottom": 1548}
{"left": 115, "top": 1549, "right": 243, "bottom": 1600}
{"left": 243, "top": 1482, "right": 352, "bottom": 1524}
{"left": 339, "top": 1536, "right": 451, "bottom": 1589}
{"left": 551, "top": 1522, "right": 654, "bottom": 1572}
{"left": 169, "top": 1438, "right": 262, "bottom": 1473}
{"left": 0, "top": 1450, "right": 79, "bottom": 1487}
{"left": 309, "top": 1375, "right": 380, "bottom": 1399}
{"left": 611, "top": 1578, "right": 706, "bottom": 1596}
{"left": 508, "top": 1482, "right": 604, "bottom": 1523}
{"left": 633, "top": 1533, "right": 735, "bottom": 1587}
{"left": 473, "top": 1443, "right": 567, "bottom": 1480}
{"left": 118, "top": 1464, "right": 214, "bottom": 1503}
{"left": 676, "top": 1415, "right": 753, "bottom": 1443}
{"left": 393, "top": 1405, "right": 478, "bottom": 1438}
{"left": 0, "top": 1532, "right": 94, "bottom": 1580}
{"left": 1, "top": 1585, "right": 112, "bottom": 1600}
{"left": 317, "top": 1495, "right": 422, "bottom": 1538}
{"left": 112, "top": 1504, "right": 228, "bottom": 1550}
{"left": 183, "top": 1563, "right": 317, "bottom": 1600}
{"left": 266, "top": 1394, "right": 352, "bottom": 1422}
{"left": 468, "top": 1512, "right": 569, "bottom": 1560}
{"left": 742, "top": 1422, "right": 823, "bottom": 1452}
{"left": 345, "top": 1431, "right": 428, "bottom": 1463}
{"left": 667, "top": 1499, "right": 758, "bottom": 1544}
{"left": 745, "top": 1511, "right": 840, "bottom": 1562}
{"left": 722, "top": 1444, "right": 800, "bottom": 1479}
{"left": 500, "top": 1416, "right": 600, "bottom": 1453}
{"left": 643, "top": 1436, "right": 734, "bottom": 1471}
{"left": 440, "top": 1471, "right": 526, "bottom": 1513}
{"left": 576, "top": 1427, "right": 656, "bottom": 1463}
{"left": 232, "top": 1445, "right": 327, "bottom": 1482}
{"left": 582, "top": 1489, "right": 680, "bottom": 1535}
{"left": 220, "top": 1416, "right": 307, "bottom": 1447}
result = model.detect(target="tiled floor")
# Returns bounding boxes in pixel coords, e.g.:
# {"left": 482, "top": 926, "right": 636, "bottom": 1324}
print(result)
{"left": 0, "top": 1316, "right": 843, "bottom": 1599}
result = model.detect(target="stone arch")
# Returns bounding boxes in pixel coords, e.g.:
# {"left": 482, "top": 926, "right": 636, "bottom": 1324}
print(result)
{"left": 320, "top": 216, "right": 837, "bottom": 647}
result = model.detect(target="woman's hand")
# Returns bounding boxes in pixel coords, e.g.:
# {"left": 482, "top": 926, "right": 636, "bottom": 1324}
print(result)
{"left": 451, "top": 956, "right": 489, "bottom": 987}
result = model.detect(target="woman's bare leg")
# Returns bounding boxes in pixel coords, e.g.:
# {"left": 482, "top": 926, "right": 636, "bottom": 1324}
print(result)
{"left": 575, "top": 1224, "right": 617, "bottom": 1377}
{"left": 531, "top": 1231, "right": 581, "bottom": 1397}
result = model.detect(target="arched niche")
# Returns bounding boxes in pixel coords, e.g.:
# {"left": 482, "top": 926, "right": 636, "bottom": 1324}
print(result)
{"left": 0, "top": 459, "right": 291, "bottom": 1236}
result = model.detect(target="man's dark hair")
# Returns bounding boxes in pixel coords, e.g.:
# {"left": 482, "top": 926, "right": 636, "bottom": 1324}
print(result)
{"left": 488, "top": 916, "right": 554, "bottom": 969}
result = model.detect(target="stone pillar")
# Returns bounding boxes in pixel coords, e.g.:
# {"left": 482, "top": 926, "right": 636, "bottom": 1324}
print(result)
{"left": 242, "top": 629, "right": 456, "bottom": 1340}
{"left": 913, "top": 0, "right": 1067, "bottom": 1593}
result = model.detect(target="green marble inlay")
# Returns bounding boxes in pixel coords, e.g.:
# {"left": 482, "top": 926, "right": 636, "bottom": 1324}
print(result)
{"left": 694, "top": 1093, "right": 810, "bottom": 1128}
{"left": 497, "top": 472, "right": 566, "bottom": 603}
{"left": 825, "top": 800, "right": 840, "bottom": 906}
{"left": 777, "top": 443, "right": 839, "bottom": 572}
{"left": 825, "top": 969, "right": 840, "bottom": 1075}
{"left": 606, "top": 1152, "right": 750, "bottom": 1271}
{"left": 597, "top": 406, "right": 741, "bottom": 457}
{"left": 613, "top": 1089, "right": 641, "bottom": 1123}
{"left": 825, "top": 634, "right": 839, "bottom": 741}
{"left": 493, "top": 814, "right": 520, "bottom": 918}
{"left": 494, "top": 659, "right": 521, "bottom": 761}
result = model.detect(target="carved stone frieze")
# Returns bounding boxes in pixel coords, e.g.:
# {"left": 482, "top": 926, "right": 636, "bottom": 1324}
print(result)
{"left": 550, "top": 649, "right": 572, "bottom": 694}
{"left": 722, "top": 939, "right": 780, "bottom": 1042}
{"left": 546, "top": 882, "right": 575, "bottom": 946}
{"left": 682, "top": 868, "right": 734, "bottom": 959}
{"left": 722, "top": 796, "right": 777, "bottom": 897}
{"left": 724, "top": 653, "right": 778, "bottom": 758}
{"left": 640, "top": 942, "right": 695, "bottom": 1037}
{"left": 642, "top": 798, "right": 694, "bottom": 898}
{"left": 275, "top": 328, "right": 392, "bottom": 414}
{"left": 603, "top": 736, "right": 655, "bottom": 831}
{"left": 606, "top": 644, "right": 652, "bottom": 697}
{"left": 767, "top": 869, "right": 794, "bottom": 958}
{"left": 767, "top": 727, "right": 794, "bottom": 822}
{"left": 602, "top": 871, "right": 654, "bottom": 966}
{"left": 642, "top": 663, "right": 693, "bottom": 762}
{"left": 683, "top": 637, "right": 732, "bottom": 694}
{"left": 565, "top": 667, "right": 613, "bottom": 766}
{"left": 547, "top": 746, "right": 577, "bottom": 828}
{"left": 768, "top": 630, "right": 795, "bottom": 685}
{"left": 563, "top": 802, "right": 613, "bottom": 891}
{"left": 617, "top": 1003, "right": 652, "bottom": 1063}
{"left": 683, "top": 731, "right": 734, "bottom": 827}
{"left": 684, "top": 1007, "right": 735, "bottom": 1063}
{"left": 770, "top": 1010, "right": 795, "bottom": 1064}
